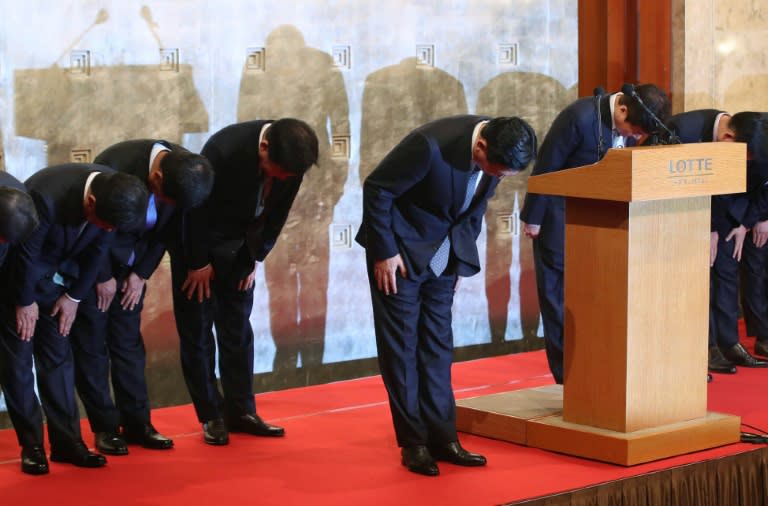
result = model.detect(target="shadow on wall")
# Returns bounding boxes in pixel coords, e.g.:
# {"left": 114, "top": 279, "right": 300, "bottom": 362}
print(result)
{"left": 237, "top": 25, "right": 351, "bottom": 380}
{"left": 475, "top": 74, "right": 576, "bottom": 346}
{"left": 358, "top": 57, "right": 469, "bottom": 183}
{"left": 725, "top": 75, "right": 768, "bottom": 112}
{"left": 9, "top": 5, "right": 209, "bottom": 414}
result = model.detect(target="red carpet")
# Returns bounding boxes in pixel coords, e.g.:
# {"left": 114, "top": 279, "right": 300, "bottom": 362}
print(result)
{"left": 1, "top": 343, "right": 767, "bottom": 505}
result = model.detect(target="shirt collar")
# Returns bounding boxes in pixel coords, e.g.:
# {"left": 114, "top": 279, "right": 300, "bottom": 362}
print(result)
{"left": 470, "top": 120, "right": 488, "bottom": 169}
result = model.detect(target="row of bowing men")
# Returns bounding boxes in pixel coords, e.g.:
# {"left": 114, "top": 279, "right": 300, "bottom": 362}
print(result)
{"left": 1, "top": 95, "right": 768, "bottom": 479}
{"left": 0, "top": 118, "right": 318, "bottom": 475}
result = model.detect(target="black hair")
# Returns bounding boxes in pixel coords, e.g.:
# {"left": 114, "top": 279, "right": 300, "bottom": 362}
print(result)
{"left": 619, "top": 84, "right": 671, "bottom": 134}
{"left": 159, "top": 150, "right": 214, "bottom": 209}
{"left": 265, "top": 118, "right": 319, "bottom": 175}
{"left": 730, "top": 112, "right": 768, "bottom": 163}
{"left": 481, "top": 117, "right": 538, "bottom": 171}
{"left": 90, "top": 172, "right": 149, "bottom": 231}
{"left": 0, "top": 187, "right": 39, "bottom": 244}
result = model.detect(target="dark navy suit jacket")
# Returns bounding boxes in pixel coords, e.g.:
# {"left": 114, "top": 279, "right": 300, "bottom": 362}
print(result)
{"left": 15, "top": 164, "right": 115, "bottom": 306}
{"left": 185, "top": 120, "right": 302, "bottom": 280}
{"left": 0, "top": 171, "right": 28, "bottom": 267}
{"left": 94, "top": 140, "right": 180, "bottom": 280}
{"left": 520, "top": 94, "right": 624, "bottom": 252}
{"left": 355, "top": 115, "right": 499, "bottom": 278}
{"left": 665, "top": 110, "right": 768, "bottom": 235}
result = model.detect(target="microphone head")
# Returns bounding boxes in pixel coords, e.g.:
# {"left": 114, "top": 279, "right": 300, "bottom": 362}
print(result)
{"left": 621, "top": 83, "right": 636, "bottom": 96}
{"left": 593, "top": 86, "right": 605, "bottom": 97}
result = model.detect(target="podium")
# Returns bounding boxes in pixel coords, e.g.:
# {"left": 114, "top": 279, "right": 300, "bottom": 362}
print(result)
{"left": 456, "top": 143, "right": 745, "bottom": 465}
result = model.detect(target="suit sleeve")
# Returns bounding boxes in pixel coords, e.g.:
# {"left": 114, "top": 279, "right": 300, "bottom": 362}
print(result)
{"left": 13, "top": 196, "right": 52, "bottom": 306}
{"left": 185, "top": 144, "right": 220, "bottom": 269}
{"left": 520, "top": 108, "right": 582, "bottom": 225}
{"left": 68, "top": 230, "right": 114, "bottom": 300}
{"left": 361, "top": 133, "right": 432, "bottom": 261}
{"left": 131, "top": 217, "right": 173, "bottom": 280}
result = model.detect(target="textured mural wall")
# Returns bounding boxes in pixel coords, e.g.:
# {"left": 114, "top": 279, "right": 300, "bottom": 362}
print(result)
{"left": 0, "top": 0, "right": 578, "bottom": 419}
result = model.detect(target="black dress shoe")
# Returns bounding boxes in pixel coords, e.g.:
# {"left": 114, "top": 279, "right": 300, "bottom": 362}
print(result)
{"left": 401, "top": 445, "right": 439, "bottom": 476}
{"left": 203, "top": 418, "right": 229, "bottom": 445}
{"left": 708, "top": 346, "right": 737, "bottom": 374}
{"left": 123, "top": 423, "right": 174, "bottom": 450}
{"left": 50, "top": 440, "right": 107, "bottom": 468}
{"left": 95, "top": 432, "right": 129, "bottom": 455}
{"left": 721, "top": 343, "right": 768, "bottom": 367}
{"left": 226, "top": 413, "right": 285, "bottom": 437}
{"left": 755, "top": 340, "right": 768, "bottom": 358}
{"left": 429, "top": 441, "right": 487, "bottom": 466}
{"left": 21, "top": 446, "right": 49, "bottom": 475}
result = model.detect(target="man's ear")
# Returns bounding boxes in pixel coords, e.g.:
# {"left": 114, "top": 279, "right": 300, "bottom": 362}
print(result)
{"left": 149, "top": 168, "right": 163, "bottom": 188}
{"left": 85, "top": 193, "right": 97, "bottom": 209}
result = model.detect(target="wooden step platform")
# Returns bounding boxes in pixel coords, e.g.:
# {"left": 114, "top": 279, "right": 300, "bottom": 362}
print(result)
{"left": 456, "top": 386, "right": 741, "bottom": 466}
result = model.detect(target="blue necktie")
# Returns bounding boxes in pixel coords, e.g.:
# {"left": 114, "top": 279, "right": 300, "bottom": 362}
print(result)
{"left": 127, "top": 194, "right": 158, "bottom": 266}
{"left": 429, "top": 169, "right": 482, "bottom": 276}
{"left": 145, "top": 194, "right": 158, "bottom": 230}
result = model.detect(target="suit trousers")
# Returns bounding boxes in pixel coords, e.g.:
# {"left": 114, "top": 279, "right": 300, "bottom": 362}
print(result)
{"left": 1, "top": 282, "right": 83, "bottom": 450}
{"left": 740, "top": 234, "right": 768, "bottom": 340}
{"left": 532, "top": 235, "right": 565, "bottom": 384}
{"left": 70, "top": 277, "right": 151, "bottom": 433}
{"left": 168, "top": 246, "right": 256, "bottom": 423}
{"left": 0, "top": 304, "right": 44, "bottom": 448}
{"left": 709, "top": 234, "right": 740, "bottom": 348}
{"left": 367, "top": 260, "right": 458, "bottom": 448}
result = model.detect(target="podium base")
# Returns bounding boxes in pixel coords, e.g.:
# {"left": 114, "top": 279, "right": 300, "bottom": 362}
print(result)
{"left": 456, "top": 387, "right": 741, "bottom": 466}
{"left": 456, "top": 385, "right": 563, "bottom": 444}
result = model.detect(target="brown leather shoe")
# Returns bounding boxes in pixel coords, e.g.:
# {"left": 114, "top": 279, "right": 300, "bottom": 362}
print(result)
{"left": 708, "top": 346, "right": 736, "bottom": 374}
{"left": 721, "top": 343, "right": 768, "bottom": 368}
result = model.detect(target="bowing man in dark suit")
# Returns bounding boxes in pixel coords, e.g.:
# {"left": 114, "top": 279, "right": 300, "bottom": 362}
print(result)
{"left": 167, "top": 119, "right": 318, "bottom": 445}
{"left": 0, "top": 171, "right": 39, "bottom": 265}
{"left": 666, "top": 110, "right": 768, "bottom": 375}
{"left": 69, "top": 141, "right": 214, "bottom": 456}
{"left": 520, "top": 84, "right": 670, "bottom": 385}
{"left": 726, "top": 114, "right": 768, "bottom": 360}
{"left": 0, "top": 164, "right": 148, "bottom": 475}
{"left": 356, "top": 115, "right": 537, "bottom": 476}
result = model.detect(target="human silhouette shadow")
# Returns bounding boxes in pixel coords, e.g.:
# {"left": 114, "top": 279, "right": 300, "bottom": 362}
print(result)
{"left": 475, "top": 72, "right": 575, "bottom": 345}
{"left": 236, "top": 25, "right": 350, "bottom": 380}
{"left": 358, "top": 57, "right": 468, "bottom": 183}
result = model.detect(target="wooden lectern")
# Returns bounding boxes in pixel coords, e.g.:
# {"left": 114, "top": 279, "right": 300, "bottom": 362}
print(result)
{"left": 456, "top": 143, "right": 745, "bottom": 465}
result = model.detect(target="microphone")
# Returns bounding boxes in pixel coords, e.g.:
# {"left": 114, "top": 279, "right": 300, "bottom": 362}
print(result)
{"left": 621, "top": 83, "right": 680, "bottom": 144}
{"left": 594, "top": 87, "right": 605, "bottom": 159}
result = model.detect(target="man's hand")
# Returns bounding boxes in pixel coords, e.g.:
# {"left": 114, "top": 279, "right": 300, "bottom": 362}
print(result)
{"left": 374, "top": 254, "right": 407, "bottom": 295}
{"left": 523, "top": 222, "right": 541, "bottom": 239}
{"left": 51, "top": 295, "right": 79, "bottom": 336}
{"left": 15, "top": 303, "right": 38, "bottom": 341}
{"left": 96, "top": 278, "right": 117, "bottom": 312}
{"left": 182, "top": 264, "right": 214, "bottom": 302}
{"left": 725, "top": 225, "right": 747, "bottom": 261}
{"left": 120, "top": 273, "right": 146, "bottom": 311}
{"left": 753, "top": 220, "right": 768, "bottom": 248}
{"left": 237, "top": 262, "right": 258, "bottom": 291}
{"left": 710, "top": 231, "right": 718, "bottom": 267}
